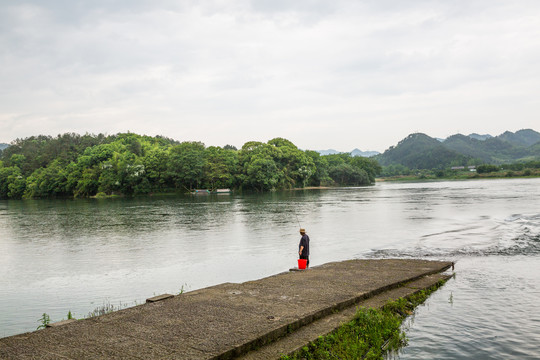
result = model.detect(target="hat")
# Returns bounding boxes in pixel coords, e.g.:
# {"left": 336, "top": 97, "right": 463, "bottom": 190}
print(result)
{"left": 299, "top": 228, "right": 306, "bottom": 233}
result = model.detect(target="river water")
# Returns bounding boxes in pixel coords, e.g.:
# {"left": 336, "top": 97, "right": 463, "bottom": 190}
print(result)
{"left": 1, "top": 178, "right": 539, "bottom": 358}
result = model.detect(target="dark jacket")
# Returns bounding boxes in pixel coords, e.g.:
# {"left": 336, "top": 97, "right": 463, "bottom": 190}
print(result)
{"left": 299, "top": 234, "right": 310, "bottom": 257}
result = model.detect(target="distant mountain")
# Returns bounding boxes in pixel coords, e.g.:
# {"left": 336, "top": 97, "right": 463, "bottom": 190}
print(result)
{"left": 0, "top": 143, "right": 9, "bottom": 150}
{"left": 378, "top": 129, "right": 540, "bottom": 169}
{"left": 317, "top": 149, "right": 341, "bottom": 155}
{"left": 316, "top": 148, "right": 380, "bottom": 157}
{"left": 497, "top": 129, "right": 540, "bottom": 147}
{"left": 351, "top": 148, "right": 380, "bottom": 157}
{"left": 444, "top": 134, "right": 529, "bottom": 163}
{"left": 376, "top": 133, "right": 470, "bottom": 169}
{"left": 436, "top": 133, "right": 492, "bottom": 142}
{"left": 468, "top": 133, "right": 493, "bottom": 141}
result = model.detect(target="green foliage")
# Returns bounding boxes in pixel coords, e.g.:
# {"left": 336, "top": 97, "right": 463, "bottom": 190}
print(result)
{"left": 324, "top": 153, "right": 379, "bottom": 186}
{"left": 203, "top": 146, "right": 238, "bottom": 190}
{"left": 0, "top": 166, "right": 25, "bottom": 198}
{"left": 37, "top": 313, "right": 51, "bottom": 330}
{"left": 177, "top": 285, "right": 186, "bottom": 295}
{"left": 497, "top": 129, "right": 540, "bottom": 147}
{"left": 380, "top": 164, "right": 412, "bottom": 177}
{"left": 378, "top": 130, "right": 540, "bottom": 172}
{"left": 281, "top": 278, "right": 449, "bottom": 360}
{"left": 0, "top": 133, "right": 381, "bottom": 199}
{"left": 167, "top": 142, "right": 207, "bottom": 190}
{"left": 246, "top": 155, "right": 280, "bottom": 191}
{"left": 268, "top": 138, "right": 316, "bottom": 188}
{"left": 305, "top": 150, "right": 331, "bottom": 186}
{"left": 281, "top": 306, "right": 405, "bottom": 360}
{"left": 477, "top": 164, "right": 500, "bottom": 174}
{"left": 377, "top": 133, "right": 471, "bottom": 170}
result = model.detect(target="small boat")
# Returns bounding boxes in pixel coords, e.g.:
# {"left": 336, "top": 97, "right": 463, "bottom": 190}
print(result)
{"left": 210, "top": 188, "right": 232, "bottom": 194}
{"left": 191, "top": 189, "right": 232, "bottom": 195}
{"left": 192, "top": 189, "right": 210, "bottom": 195}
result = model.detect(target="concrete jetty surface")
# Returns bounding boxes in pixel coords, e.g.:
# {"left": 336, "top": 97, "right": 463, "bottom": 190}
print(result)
{"left": 0, "top": 259, "right": 453, "bottom": 360}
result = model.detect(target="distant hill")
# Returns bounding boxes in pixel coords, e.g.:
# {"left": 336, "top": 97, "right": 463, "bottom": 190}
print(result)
{"left": 376, "top": 133, "right": 470, "bottom": 169}
{"left": 497, "top": 129, "right": 540, "bottom": 147}
{"left": 0, "top": 143, "right": 9, "bottom": 150}
{"left": 449, "top": 129, "right": 540, "bottom": 163}
{"left": 317, "top": 149, "right": 340, "bottom": 155}
{"left": 468, "top": 133, "right": 493, "bottom": 141}
{"left": 378, "top": 129, "right": 540, "bottom": 169}
{"left": 317, "top": 148, "right": 380, "bottom": 157}
{"left": 350, "top": 148, "right": 380, "bottom": 157}
{"left": 444, "top": 134, "right": 530, "bottom": 163}
{"left": 436, "top": 133, "right": 492, "bottom": 142}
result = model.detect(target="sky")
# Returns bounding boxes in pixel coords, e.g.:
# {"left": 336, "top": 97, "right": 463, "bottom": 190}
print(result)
{"left": 1, "top": 0, "right": 539, "bottom": 152}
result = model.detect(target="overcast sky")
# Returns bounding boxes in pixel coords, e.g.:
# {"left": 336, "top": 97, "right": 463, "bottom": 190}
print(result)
{"left": 1, "top": 0, "right": 539, "bottom": 152}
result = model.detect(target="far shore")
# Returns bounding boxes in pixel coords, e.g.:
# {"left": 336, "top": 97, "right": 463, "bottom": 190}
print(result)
{"left": 377, "top": 171, "right": 540, "bottom": 182}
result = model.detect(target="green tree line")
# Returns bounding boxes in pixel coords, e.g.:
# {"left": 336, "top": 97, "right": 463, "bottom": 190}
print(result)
{"left": 0, "top": 133, "right": 381, "bottom": 199}
{"left": 379, "top": 160, "right": 540, "bottom": 178}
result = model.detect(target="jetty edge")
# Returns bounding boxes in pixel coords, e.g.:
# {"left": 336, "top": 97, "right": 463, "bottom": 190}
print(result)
{"left": 0, "top": 259, "right": 453, "bottom": 360}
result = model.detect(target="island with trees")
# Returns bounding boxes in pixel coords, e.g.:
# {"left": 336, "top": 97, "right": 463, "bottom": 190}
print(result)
{"left": 0, "top": 133, "right": 381, "bottom": 199}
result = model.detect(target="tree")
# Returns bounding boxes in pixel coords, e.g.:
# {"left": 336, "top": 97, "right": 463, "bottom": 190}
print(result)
{"left": 305, "top": 150, "right": 331, "bottom": 186}
{"left": 328, "top": 163, "right": 369, "bottom": 186}
{"left": 245, "top": 155, "right": 280, "bottom": 191}
{"left": 477, "top": 164, "right": 500, "bottom": 174}
{"left": 238, "top": 141, "right": 283, "bottom": 190}
{"left": 323, "top": 153, "right": 374, "bottom": 186}
{"left": 74, "top": 167, "right": 100, "bottom": 197}
{"left": 0, "top": 166, "right": 25, "bottom": 199}
{"left": 142, "top": 146, "right": 169, "bottom": 190}
{"left": 349, "top": 156, "right": 381, "bottom": 183}
{"left": 268, "top": 138, "right": 316, "bottom": 188}
{"left": 24, "top": 160, "right": 68, "bottom": 198}
{"left": 167, "top": 142, "right": 207, "bottom": 190}
{"left": 203, "top": 146, "right": 237, "bottom": 190}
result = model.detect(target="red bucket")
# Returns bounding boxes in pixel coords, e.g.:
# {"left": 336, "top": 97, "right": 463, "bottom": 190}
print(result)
{"left": 298, "top": 259, "right": 307, "bottom": 270}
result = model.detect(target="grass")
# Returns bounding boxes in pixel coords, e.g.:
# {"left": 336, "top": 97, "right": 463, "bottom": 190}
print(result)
{"left": 281, "top": 279, "right": 448, "bottom": 360}
{"left": 86, "top": 300, "right": 131, "bottom": 318}
{"left": 37, "top": 288, "right": 187, "bottom": 329}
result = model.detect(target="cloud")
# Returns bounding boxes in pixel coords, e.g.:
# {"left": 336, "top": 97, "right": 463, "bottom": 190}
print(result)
{"left": 1, "top": 0, "right": 540, "bottom": 151}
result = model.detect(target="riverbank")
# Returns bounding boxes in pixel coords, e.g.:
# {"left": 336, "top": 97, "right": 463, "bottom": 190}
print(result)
{"left": 0, "top": 259, "right": 452, "bottom": 360}
{"left": 377, "top": 169, "right": 540, "bottom": 182}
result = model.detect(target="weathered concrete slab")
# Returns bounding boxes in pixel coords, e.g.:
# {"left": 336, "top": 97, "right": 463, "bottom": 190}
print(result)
{"left": 146, "top": 293, "right": 175, "bottom": 303}
{"left": 0, "top": 259, "right": 452, "bottom": 360}
{"left": 238, "top": 273, "right": 454, "bottom": 360}
{"left": 46, "top": 319, "right": 77, "bottom": 328}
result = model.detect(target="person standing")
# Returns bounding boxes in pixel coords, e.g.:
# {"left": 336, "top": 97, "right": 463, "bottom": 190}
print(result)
{"left": 298, "top": 228, "right": 310, "bottom": 268}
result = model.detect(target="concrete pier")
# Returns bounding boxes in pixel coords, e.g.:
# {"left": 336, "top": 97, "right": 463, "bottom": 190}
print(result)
{"left": 0, "top": 259, "right": 453, "bottom": 360}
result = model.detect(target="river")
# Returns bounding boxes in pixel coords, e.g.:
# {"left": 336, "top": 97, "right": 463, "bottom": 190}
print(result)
{"left": 1, "top": 178, "right": 539, "bottom": 358}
